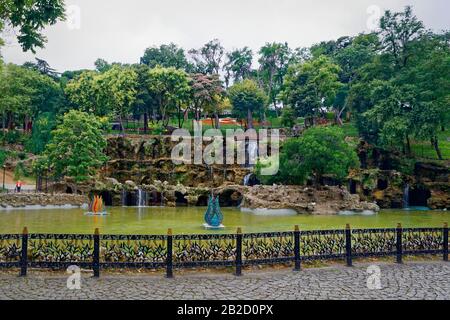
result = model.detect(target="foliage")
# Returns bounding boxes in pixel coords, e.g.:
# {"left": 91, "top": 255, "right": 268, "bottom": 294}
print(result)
{"left": 228, "top": 79, "right": 267, "bottom": 128}
{"left": 281, "top": 56, "right": 342, "bottom": 119}
{"left": 189, "top": 73, "right": 224, "bottom": 126}
{"left": 140, "top": 43, "right": 191, "bottom": 71}
{"left": 280, "top": 107, "right": 296, "bottom": 128}
{"left": 42, "top": 110, "right": 108, "bottom": 184}
{"left": 223, "top": 47, "right": 253, "bottom": 87}
{"left": 65, "top": 66, "right": 138, "bottom": 129}
{"left": 189, "top": 39, "right": 224, "bottom": 74}
{"left": 147, "top": 67, "right": 191, "bottom": 127}
{"left": 258, "top": 42, "right": 292, "bottom": 112}
{"left": 25, "top": 112, "right": 56, "bottom": 154}
{"left": 0, "top": 0, "right": 66, "bottom": 52}
{"left": 257, "top": 126, "right": 359, "bottom": 185}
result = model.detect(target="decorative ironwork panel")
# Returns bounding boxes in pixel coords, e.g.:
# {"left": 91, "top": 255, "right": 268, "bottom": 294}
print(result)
{"left": 173, "top": 234, "right": 236, "bottom": 265}
{"left": 101, "top": 238, "right": 167, "bottom": 263}
{"left": 352, "top": 229, "right": 397, "bottom": 257}
{"left": 0, "top": 235, "right": 21, "bottom": 263}
{"left": 243, "top": 232, "right": 294, "bottom": 262}
{"left": 402, "top": 228, "right": 443, "bottom": 254}
{"left": 300, "top": 230, "right": 346, "bottom": 259}
{"left": 29, "top": 237, "right": 94, "bottom": 263}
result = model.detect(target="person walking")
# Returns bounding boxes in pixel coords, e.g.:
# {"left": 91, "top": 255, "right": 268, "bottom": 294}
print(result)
{"left": 15, "top": 180, "right": 22, "bottom": 193}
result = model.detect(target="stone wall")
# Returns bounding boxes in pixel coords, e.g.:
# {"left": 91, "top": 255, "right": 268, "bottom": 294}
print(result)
{"left": 0, "top": 193, "right": 88, "bottom": 208}
{"left": 103, "top": 136, "right": 252, "bottom": 187}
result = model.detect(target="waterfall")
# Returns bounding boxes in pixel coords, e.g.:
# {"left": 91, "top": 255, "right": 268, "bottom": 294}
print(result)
{"left": 121, "top": 189, "right": 127, "bottom": 206}
{"left": 245, "top": 141, "right": 258, "bottom": 168}
{"left": 403, "top": 184, "right": 410, "bottom": 208}
{"left": 136, "top": 188, "right": 147, "bottom": 207}
{"left": 243, "top": 173, "right": 252, "bottom": 186}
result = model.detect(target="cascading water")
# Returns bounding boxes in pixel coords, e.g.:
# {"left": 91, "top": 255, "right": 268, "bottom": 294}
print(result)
{"left": 243, "top": 173, "right": 252, "bottom": 186}
{"left": 136, "top": 188, "right": 147, "bottom": 207}
{"left": 403, "top": 183, "right": 410, "bottom": 208}
{"left": 121, "top": 189, "right": 127, "bottom": 206}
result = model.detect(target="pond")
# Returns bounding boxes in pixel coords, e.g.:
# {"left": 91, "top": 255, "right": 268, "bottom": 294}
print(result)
{"left": 0, "top": 206, "right": 449, "bottom": 235}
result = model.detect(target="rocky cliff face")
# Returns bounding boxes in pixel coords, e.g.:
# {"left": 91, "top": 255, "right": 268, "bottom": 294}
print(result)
{"left": 240, "top": 185, "right": 379, "bottom": 214}
{"left": 103, "top": 135, "right": 251, "bottom": 187}
{"left": 350, "top": 144, "right": 450, "bottom": 210}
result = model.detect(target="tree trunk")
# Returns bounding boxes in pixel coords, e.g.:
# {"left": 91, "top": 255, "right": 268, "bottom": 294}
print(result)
{"left": 214, "top": 112, "right": 220, "bottom": 129}
{"left": 247, "top": 108, "right": 254, "bottom": 129}
{"left": 143, "top": 112, "right": 148, "bottom": 134}
{"left": 7, "top": 112, "right": 14, "bottom": 130}
{"left": 405, "top": 135, "right": 411, "bottom": 155}
{"left": 431, "top": 136, "right": 443, "bottom": 160}
{"left": 118, "top": 115, "right": 125, "bottom": 135}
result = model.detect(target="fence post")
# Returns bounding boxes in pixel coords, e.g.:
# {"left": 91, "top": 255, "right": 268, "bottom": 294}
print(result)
{"left": 294, "top": 225, "right": 301, "bottom": 271}
{"left": 345, "top": 224, "right": 352, "bottom": 267}
{"left": 443, "top": 222, "right": 448, "bottom": 262}
{"left": 93, "top": 228, "right": 100, "bottom": 277}
{"left": 235, "top": 227, "right": 243, "bottom": 276}
{"left": 396, "top": 223, "right": 403, "bottom": 264}
{"left": 166, "top": 228, "right": 173, "bottom": 278}
{"left": 20, "top": 227, "right": 28, "bottom": 277}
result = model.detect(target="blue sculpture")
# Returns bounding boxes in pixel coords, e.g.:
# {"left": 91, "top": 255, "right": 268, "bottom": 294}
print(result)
{"left": 204, "top": 195, "right": 224, "bottom": 229}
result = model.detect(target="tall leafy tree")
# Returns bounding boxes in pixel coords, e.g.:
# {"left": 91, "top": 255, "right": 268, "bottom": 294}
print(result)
{"left": 41, "top": 110, "right": 108, "bottom": 190}
{"left": 258, "top": 42, "right": 292, "bottom": 115}
{"left": 140, "top": 43, "right": 191, "bottom": 71}
{"left": 378, "top": 5, "right": 424, "bottom": 70}
{"left": 147, "top": 67, "right": 190, "bottom": 128}
{"left": 189, "top": 39, "right": 224, "bottom": 74}
{"left": 228, "top": 79, "right": 267, "bottom": 129}
{"left": 0, "top": 63, "right": 62, "bottom": 132}
{"left": 223, "top": 47, "right": 253, "bottom": 87}
{"left": 0, "top": 0, "right": 66, "bottom": 52}
{"left": 97, "top": 65, "right": 138, "bottom": 133}
{"left": 281, "top": 56, "right": 342, "bottom": 125}
{"left": 189, "top": 73, "right": 224, "bottom": 128}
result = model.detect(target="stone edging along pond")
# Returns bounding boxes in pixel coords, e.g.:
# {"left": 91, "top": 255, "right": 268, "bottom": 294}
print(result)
{"left": 0, "top": 193, "right": 88, "bottom": 209}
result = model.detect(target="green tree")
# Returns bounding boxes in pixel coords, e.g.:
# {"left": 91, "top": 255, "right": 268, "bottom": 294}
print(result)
{"left": 378, "top": 5, "right": 424, "bottom": 70}
{"left": 257, "top": 126, "right": 359, "bottom": 186}
{"left": 281, "top": 56, "right": 342, "bottom": 125}
{"left": 228, "top": 79, "right": 267, "bottom": 129}
{"left": 65, "top": 66, "right": 138, "bottom": 131}
{"left": 140, "top": 43, "right": 191, "bottom": 71}
{"left": 0, "top": 0, "right": 66, "bottom": 52}
{"left": 189, "top": 39, "right": 224, "bottom": 74}
{"left": 280, "top": 107, "right": 296, "bottom": 128}
{"left": 147, "top": 67, "right": 191, "bottom": 128}
{"left": 42, "top": 110, "right": 108, "bottom": 190}
{"left": 258, "top": 42, "right": 292, "bottom": 116}
{"left": 223, "top": 47, "right": 253, "bottom": 87}
{"left": 97, "top": 65, "right": 138, "bottom": 133}
{"left": 25, "top": 112, "right": 56, "bottom": 154}
{"left": 189, "top": 73, "right": 224, "bottom": 128}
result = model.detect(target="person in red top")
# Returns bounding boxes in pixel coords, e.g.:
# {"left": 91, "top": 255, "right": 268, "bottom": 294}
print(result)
{"left": 16, "top": 180, "right": 23, "bottom": 193}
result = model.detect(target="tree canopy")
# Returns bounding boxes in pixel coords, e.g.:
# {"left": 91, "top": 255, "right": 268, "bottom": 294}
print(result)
{"left": 41, "top": 110, "right": 108, "bottom": 187}
{"left": 0, "top": 0, "right": 66, "bottom": 53}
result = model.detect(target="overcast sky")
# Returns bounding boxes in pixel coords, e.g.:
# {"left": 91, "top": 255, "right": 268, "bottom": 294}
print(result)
{"left": 1, "top": 0, "right": 449, "bottom": 72}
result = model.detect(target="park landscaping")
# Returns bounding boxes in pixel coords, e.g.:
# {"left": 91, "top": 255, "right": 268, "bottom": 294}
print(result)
{"left": 0, "top": 4, "right": 448, "bottom": 231}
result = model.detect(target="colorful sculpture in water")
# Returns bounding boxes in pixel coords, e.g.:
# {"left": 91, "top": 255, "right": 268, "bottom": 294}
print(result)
{"left": 203, "top": 194, "right": 224, "bottom": 229}
{"left": 87, "top": 195, "right": 107, "bottom": 215}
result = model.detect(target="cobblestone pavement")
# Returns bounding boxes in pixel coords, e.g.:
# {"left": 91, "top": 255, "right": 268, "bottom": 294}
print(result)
{"left": 0, "top": 262, "right": 449, "bottom": 300}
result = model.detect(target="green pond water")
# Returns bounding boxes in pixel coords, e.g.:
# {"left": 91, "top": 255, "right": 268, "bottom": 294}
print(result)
{"left": 0, "top": 206, "right": 449, "bottom": 235}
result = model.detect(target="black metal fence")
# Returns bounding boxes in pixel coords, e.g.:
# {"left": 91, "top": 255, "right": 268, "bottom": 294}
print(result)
{"left": 0, "top": 223, "right": 448, "bottom": 278}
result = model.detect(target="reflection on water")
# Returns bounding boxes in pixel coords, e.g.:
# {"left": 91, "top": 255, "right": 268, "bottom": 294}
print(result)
{"left": 0, "top": 206, "right": 449, "bottom": 235}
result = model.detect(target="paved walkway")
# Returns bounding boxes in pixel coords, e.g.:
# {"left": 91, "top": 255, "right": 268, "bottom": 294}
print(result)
{"left": 0, "top": 262, "right": 449, "bottom": 300}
